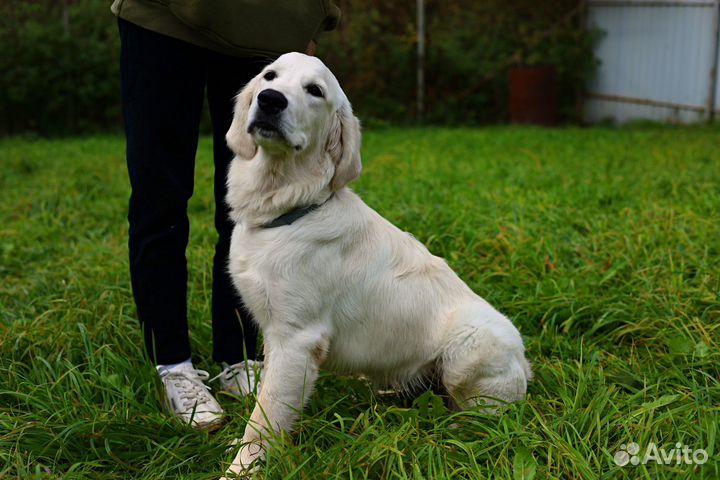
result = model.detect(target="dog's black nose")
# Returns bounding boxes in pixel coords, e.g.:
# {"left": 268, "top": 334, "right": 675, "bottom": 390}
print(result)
{"left": 257, "top": 89, "right": 288, "bottom": 115}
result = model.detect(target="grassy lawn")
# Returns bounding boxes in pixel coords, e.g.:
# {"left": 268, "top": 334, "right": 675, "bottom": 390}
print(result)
{"left": 1, "top": 126, "right": 718, "bottom": 479}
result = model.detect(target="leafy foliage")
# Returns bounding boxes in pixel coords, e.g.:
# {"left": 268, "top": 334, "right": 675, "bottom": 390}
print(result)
{"left": 0, "top": 0, "right": 599, "bottom": 135}
{"left": 319, "top": 0, "right": 600, "bottom": 125}
{"left": 0, "top": 0, "right": 120, "bottom": 135}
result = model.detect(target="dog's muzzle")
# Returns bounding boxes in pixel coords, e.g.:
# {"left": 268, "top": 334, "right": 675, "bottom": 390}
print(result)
{"left": 248, "top": 89, "right": 304, "bottom": 151}
{"left": 248, "top": 89, "right": 289, "bottom": 140}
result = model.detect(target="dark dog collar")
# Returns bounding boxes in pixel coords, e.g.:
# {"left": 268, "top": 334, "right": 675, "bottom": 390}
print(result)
{"left": 260, "top": 193, "right": 335, "bottom": 229}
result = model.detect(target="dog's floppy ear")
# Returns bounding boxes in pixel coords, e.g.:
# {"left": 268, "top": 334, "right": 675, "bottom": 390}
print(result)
{"left": 326, "top": 100, "right": 362, "bottom": 191}
{"left": 226, "top": 75, "right": 261, "bottom": 160}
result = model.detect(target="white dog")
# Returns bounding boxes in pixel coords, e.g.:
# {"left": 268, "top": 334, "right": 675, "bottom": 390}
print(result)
{"left": 222, "top": 52, "right": 531, "bottom": 477}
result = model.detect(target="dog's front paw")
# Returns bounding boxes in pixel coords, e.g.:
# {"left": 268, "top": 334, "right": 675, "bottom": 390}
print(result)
{"left": 222, "top": 441, "right": 265, "bottom": 479}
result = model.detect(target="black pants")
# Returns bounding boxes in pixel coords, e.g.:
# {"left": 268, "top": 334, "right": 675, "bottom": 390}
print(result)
{"left": 119, "top": 18, "right": 267, "bottom": 365}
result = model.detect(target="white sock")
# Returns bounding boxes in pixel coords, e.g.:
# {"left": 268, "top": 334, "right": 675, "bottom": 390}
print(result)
{"left": 156, "top": 358, "right": 193, "bottom": 375}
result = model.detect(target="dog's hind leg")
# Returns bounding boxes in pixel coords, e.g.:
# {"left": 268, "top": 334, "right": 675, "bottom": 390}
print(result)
{"left": 439, "top": 303, "right": 531, "bottom": 412}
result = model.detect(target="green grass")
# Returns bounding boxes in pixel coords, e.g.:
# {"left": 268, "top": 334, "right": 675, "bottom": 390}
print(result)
{"left": 1, "top": 125, "right": 718, "bottom": 479}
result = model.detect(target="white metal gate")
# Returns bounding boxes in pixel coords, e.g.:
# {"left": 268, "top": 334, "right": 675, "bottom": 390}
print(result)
{"left": 584, "top": 0, "right": 720, "bottom": 123}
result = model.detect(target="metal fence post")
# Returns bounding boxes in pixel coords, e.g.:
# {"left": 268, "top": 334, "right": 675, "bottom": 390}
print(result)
{"left": 416, "top": 0, "right": 425, "bottom": 122}
{"left": 708, "top": 0, "right": 720, "bottom": 121}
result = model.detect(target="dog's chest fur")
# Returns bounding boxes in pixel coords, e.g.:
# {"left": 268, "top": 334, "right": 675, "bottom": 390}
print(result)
{"left": 227, "top": 189, "right": 482, "bottom": 385}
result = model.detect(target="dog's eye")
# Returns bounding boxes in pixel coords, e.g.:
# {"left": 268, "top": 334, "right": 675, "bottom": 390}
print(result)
{"left": 263, "top": 71, "right": 277, "bottom": 81}
{"left": 305, "top": 84, "right": 324, "bottom": 98}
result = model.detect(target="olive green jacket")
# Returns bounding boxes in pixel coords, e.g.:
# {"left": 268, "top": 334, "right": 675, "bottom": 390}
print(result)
{"left": 111, "top": 0, "right": 340, "bottom": 58}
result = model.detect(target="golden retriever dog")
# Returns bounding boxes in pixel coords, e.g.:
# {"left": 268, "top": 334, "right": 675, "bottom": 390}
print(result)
{"left": 222, "top": 52, "right": 531, "bottom": 477}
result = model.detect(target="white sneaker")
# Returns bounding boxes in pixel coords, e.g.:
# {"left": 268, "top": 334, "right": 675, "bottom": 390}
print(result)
{"left": 212, "top": 360, "right": 262, "bottom": 396}
{"left": 157, "top": 364, "right": 225, "bottom": 430}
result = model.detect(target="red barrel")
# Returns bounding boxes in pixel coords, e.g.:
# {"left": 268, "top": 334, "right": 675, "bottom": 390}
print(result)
{"left": 509, "top": 65, "right": 557, "bottom": 126}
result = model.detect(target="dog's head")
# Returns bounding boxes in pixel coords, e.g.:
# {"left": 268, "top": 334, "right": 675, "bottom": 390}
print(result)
{"left": 227, "top": 52, "right": 362, "bottom": 190}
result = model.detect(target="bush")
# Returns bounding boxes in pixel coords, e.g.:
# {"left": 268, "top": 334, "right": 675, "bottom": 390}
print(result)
{"left": 319, "top": 0, "right": 599, "bottom": 125}
{"left": 0, "top": 0, "right": 120, "bottom": 135}
{"left": 0, "top": 0, "right": 599, "bottom": 135}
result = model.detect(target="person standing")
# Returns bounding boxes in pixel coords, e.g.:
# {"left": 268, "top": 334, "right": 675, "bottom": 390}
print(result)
{"left": 112, "top": 0, "right": 340, "bottom": 430}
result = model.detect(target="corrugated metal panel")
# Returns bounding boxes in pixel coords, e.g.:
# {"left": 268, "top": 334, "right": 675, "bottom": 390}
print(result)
{"left": 584, "top": 98, "right": 706, "bottom": 123}
{"left": 715, "top": 3, "right": 720, "bottom": 112}
{"left": 585, "top": 0, "right": 719, "bottom": 123}
{"left": 716, "top": 43, "right": 720, "bottom": 111}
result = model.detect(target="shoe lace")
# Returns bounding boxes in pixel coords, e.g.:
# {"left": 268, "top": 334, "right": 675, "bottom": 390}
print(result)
{"left": 210, "top": 361, "right": 258, "bottom": 384}
{"left": 165, "top": 368, "right": 214, "bottom": 410}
